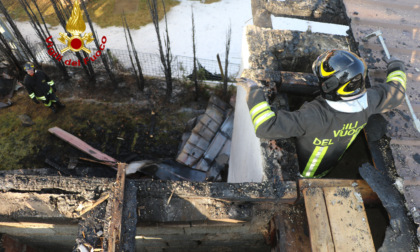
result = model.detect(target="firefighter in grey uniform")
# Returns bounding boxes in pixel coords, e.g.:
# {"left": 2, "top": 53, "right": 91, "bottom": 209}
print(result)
{"left": 23, "top": 62, "right": 65, "bottom": 113}
{"left": 237, "top": 49, "right": 406, "bottom": 178}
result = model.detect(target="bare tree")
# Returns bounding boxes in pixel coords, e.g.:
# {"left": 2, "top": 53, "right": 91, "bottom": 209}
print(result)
{"left": 19, "top": 0, "right": 69, "bottom": 79}
{"left": 122, "top": 13, "right": 145, "bottom": 91}
{"left": 0, "top": 0, "right": 39, "bottom": 66}
{"left": 0, "top": 32, "right": 23, "bottom": 73}
{"left": 223, "top": 22, "right": 232, "bottom": 100}
{"left": 191, "top": 6, "right": 199, "bottom": 101}
{"left": 80, "top": 0, "right": 116, "bottom": 85}
{"left": 147, "top": 0, "right": 173, "bottom": 98}
{"left": 50, "top": 0, "right": 95, "bottom": 81}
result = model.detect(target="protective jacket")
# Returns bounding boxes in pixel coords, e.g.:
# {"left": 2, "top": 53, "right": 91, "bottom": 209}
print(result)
{"left": 246, "top": 63, "right": 406, "bottom": 177}
{"left": 23, "top": 70, "right": 56, "bottom": 104}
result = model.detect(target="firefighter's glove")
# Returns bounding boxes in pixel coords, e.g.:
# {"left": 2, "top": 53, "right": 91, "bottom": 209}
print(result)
{"left": 48, "top": 81, "right": 56, "bottom": 92}
{"left": 32, "top": 98, "right": 40, "bottom": 104}
{"left": 235, "top": 78, "right": 262, "bottom": 91}
{"left": 383, "top": 56, "right": 405, "bottom": 72}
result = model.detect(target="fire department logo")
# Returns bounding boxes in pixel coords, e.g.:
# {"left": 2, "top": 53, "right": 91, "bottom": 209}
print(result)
{"left": 57, "top": 1, "right": 93, "bottom": 54}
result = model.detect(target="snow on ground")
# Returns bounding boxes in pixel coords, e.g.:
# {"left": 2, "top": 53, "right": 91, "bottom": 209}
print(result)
{"left": 14, "top": 0, "right": 349, "bottom": 71}
{"left": 16, "top": 0, "right": 253, "bottom": 65}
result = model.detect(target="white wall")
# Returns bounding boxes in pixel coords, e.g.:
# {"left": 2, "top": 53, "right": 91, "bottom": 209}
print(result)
{"left": 228, "top": 86, "right": 265, "bottom": 183}
{"left": 228, "top": 26, "right": 265, "bottom": 183}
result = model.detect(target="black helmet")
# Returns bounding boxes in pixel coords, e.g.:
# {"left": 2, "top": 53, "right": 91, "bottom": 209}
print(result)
{"left": 312, "top": 50, "right": 367, "bottom": 101}
{"left": 23, "top": 62, "right": 34, "bottom": 71}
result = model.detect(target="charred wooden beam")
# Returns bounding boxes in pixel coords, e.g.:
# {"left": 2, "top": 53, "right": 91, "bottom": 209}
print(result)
{"left": 0, "top": 174, "right": 112, "bottom": 193}
{"left": 243, "top": 25, "right": 349, "bottom": 73}
{"left": 0, "top": 234, "right": 39, "bottom": 252}
{"left": 242, "top": 69, "right": 319, "bottom": 96}
{"left": 0, "top": 175, "right": 112, "bottom": 221}
{"left": 48, "top": 127, "right": 118, "bottom": 169}
{"left": 359, "top": 163, "right": 418, "bottom": 252}
{"left": 264, "top": 0, "right": 348, "bottom": 25}
{"left": 106, "top": 163, "right": 127, "bottom": 252}
{"left": 269, "top": 204, "right": 311, "bottom": 252}
{"left": 298, "top": 178, "right": 379, "bottom": 205}
{"left": 251, "top": 0, "right": 272, "bottom": 28}
{"left": 135, "top": 180, "right": 296, "bottom": 203}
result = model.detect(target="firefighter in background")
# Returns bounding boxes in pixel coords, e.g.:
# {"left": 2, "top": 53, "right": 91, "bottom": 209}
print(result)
{"left": 23, "top": 62, "right": 65, "bottom": 113}
{"left": 237, "top": 50, "right": 406, "bottom": 178}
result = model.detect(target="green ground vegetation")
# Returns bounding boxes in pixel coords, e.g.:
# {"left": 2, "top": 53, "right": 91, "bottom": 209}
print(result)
{"left": 0, "top": 89, "right": 197, "bottom": 170}
{"left": 3, "top": 0, "right": 180, "bottom": 29}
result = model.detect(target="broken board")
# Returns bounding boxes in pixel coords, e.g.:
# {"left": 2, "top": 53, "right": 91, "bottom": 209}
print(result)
{"left": 48, "top": 127, "right": 118, "bottom": 169}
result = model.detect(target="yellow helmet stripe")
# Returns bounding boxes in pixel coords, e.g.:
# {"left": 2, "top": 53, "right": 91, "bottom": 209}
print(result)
{"left": 320, "top": 60, "right": 336, "bottom": 77}
{"left": 337, "top": 81, "right": 354, "bottom": 95}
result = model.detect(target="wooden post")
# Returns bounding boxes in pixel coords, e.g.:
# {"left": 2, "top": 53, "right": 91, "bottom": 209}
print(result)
{"left": 216, "top": 54, "right": 225, "bottom": 81}
{"left": 107, "top": 163, "right": 127, "bottom": 252}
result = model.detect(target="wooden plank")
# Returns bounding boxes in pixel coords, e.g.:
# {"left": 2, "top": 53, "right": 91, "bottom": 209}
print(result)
{"left": 48, "top": 127, "right": 118, "bottom": 169}
{"left": 323, "top": 186, "right": 375, "bottom": 252}
{"left": 303, "top": 188, "right": 335, "bottom": 252}
{"left": 299, "top": 178, "right": 379, "bottom": 204}
{"left": 107, "top": 163, "right": 127, "bottom": 252}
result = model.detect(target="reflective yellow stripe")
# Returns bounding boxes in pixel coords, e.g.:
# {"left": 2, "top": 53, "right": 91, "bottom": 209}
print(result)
{"left": 44, "top": 100, "right": 52, "bottom": 107}
{"left": 387, "top": 77, "right": 406, "bottom": 90}
{"left": 253, "top": 111, "right": 275, "bottom": 132}
{"left": 387, "top": 70, "right": 406, "bottom": 89}
{"left": 302, "top": 146, "right": 329, "bottom": 177}
{"left": 320, "top": 60, "right": 336, "bottom": 77}
{"left": 250, "top": 101, "right": 270, "bottom": 121}
{"left": 48, "top": 81, "right": 54, "bottom": 86}
{"left": 49, "top": 87, "right": 53, "bottom": 94}
{"left": 337, "top": 81, "right": 354, "bottom": 95}
{"left": 29, "top": 93, "right": 35, "bottom": 99}
{"left": 37, "top": 96, "right": 46, "bottom": 101}
{"left": 387, "top": 70, "right": 406, "bottom": 81}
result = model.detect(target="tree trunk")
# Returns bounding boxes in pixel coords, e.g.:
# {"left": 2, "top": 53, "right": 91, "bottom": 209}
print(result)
{"left": 80, "top": 0, "right": 115, "bottom": 85}
{"left": 223, "top": 23, "right": 232, "bottom": 101}
{"left": 161, "top": 0, "right": 172, "bottom": 98}
{"left": 191, "top": 6, "right": 199, "bottom": 101}
{"left": 49, "top": 0, "right": 94, "bottom": 80}
{"left": 0, "top": 32, "right": 23, "bottom": 73}
{"left": 0, "top": 0, "right": 39, "bottom": 66}
{"left": 23, "top": 0, "right": 70, "bottom": 79}
{"left": 122, "top": 13, "right": 145, "bottom": 91}
{"left": 147, "top": 0, "right": 172, "bottom": 98}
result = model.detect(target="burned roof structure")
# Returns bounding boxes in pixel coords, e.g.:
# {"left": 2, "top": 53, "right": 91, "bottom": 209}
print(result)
{"left": 0, "top": 0, "right": 420, "bottom": 251}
